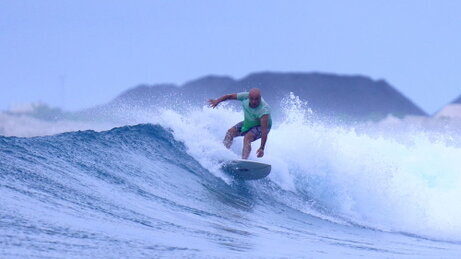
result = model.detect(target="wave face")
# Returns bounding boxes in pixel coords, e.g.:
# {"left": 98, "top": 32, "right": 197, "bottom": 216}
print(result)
{"left": 2, "top": 103, "right": 461, "bottom": 257}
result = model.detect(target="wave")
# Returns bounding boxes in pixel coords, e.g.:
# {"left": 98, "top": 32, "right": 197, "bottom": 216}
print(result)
{"left": 1, "top": 98, "right": 461, "bottom": 257}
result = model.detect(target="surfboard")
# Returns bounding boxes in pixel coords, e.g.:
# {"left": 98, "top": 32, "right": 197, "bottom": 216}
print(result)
{"left": 221, "top": 159, "right": 271, "bottom": 180}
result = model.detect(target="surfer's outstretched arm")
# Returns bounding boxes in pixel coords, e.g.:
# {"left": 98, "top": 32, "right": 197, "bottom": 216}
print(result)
{"left": 208, "top": 93, "right": 237, "bottom": 108}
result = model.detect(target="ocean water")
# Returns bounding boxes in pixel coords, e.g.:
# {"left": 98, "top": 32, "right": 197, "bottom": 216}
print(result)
{"left": 1, "top": 102, "right": 461, "bottom": 258}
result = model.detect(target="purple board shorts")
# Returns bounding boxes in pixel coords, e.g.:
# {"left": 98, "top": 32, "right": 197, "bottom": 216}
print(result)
{"left": 233, "top": 121, "right": 271, "bottom": 142}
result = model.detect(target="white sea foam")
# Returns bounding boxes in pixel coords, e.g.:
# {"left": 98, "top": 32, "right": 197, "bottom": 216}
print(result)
{"left": 0, "top": 112, "right": 114, "bottom": 137}
{"left": 143, "top": 96, "right": 461, "bottom": 240}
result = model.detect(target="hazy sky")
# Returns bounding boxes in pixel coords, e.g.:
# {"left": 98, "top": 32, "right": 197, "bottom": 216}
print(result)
{"left": 1, "top": 0, "right": 460, "bottom": 113}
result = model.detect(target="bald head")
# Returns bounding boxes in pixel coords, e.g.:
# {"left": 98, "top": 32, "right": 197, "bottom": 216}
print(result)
{"left": 249, "top": 88, "right": 261, "bottom": 97}
{"left": 248, "top": 88, "right": 262, "bottom": 108}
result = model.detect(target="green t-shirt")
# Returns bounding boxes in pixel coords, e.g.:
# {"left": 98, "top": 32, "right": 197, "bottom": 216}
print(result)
{"left": 237, "top": 92, "right": 272, "bottom": 132}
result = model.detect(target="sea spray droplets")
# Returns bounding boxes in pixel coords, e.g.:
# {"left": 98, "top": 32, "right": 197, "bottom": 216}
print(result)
{"left": 280, "top": 92, "right": 313, "bottom": 124}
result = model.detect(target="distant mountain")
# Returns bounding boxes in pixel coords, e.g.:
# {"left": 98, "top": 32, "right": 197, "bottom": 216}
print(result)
{"left": 451, "top": 95, "right": 461, "bottom": 104}
{"left": 93, "top": 72, "right": 428, "bottom": 122}
{"left": 435, "top": 94, "right": 461, "bottom": 119}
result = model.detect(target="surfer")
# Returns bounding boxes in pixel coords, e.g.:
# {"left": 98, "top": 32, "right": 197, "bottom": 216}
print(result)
{"left": 208, "top": 88, "right": 272, "bottom": 159}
